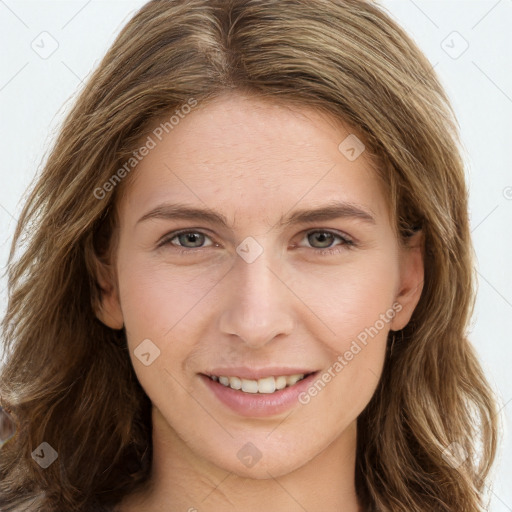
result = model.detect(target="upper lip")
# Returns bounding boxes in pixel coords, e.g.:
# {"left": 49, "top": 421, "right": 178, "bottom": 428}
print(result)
{"left": 204, "top": 367, "right": 318, "bottom": 380}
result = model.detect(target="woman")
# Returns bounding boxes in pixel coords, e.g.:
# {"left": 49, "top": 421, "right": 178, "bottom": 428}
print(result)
{"left": 0, "top": 0, "right": 499, "bottom": 511}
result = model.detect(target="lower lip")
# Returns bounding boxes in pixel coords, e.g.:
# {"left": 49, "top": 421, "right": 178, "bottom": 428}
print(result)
{"left": 200, "top": 372, "right": 319, "bottom": 418}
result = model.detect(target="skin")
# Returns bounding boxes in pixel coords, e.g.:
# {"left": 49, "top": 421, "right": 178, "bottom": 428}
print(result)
{"left": 95, "top": 92, "right": 424, "bottom": 512}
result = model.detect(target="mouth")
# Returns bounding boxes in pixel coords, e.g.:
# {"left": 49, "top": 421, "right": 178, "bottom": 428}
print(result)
{"left": 199, "top": 370, "right": 321, "bottom": 417}
{"left": 202, "top": 371, "right": 318, "bottom": 394}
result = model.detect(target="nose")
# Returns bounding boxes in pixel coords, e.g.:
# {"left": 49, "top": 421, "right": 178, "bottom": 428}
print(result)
{"left": 218, "top": 247, "right": 295, "bottom": 349}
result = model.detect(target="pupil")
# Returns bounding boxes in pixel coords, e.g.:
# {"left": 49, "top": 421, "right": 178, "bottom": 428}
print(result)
{"left": 309, "top": 231, "right": 332, "bottom": 248}
{"left": 180, "top": 233, "right": 203, "bottom": 247}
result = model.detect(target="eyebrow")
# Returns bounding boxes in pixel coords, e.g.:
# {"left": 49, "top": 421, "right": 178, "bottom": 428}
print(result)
{"left": 136, "top": 200, "right": 376, "bottom": 228}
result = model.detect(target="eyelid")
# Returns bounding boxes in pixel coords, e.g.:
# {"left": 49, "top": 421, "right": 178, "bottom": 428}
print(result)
{"left": 297, "top": 227, "right": 354, "bottom": 243}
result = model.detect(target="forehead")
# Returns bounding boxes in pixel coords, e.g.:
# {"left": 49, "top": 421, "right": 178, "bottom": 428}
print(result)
{"left": 118, "top": 93, "right": 390, "bottom": 227}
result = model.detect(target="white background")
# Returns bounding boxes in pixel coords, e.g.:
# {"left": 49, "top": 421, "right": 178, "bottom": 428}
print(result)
{"left": 0, "top": 0, "right": 511, "bottom": 509}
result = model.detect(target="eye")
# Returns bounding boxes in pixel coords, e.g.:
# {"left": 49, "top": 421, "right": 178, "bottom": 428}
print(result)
{"left": 158, "top": 230, "right": 215, "bottom": 251}
{"left": 297, "top": 230, "right": 355, "bottom": 255}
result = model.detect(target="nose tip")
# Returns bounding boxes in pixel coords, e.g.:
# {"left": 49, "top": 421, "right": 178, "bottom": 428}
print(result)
{"left": 218, "top": 255, "right": 295, "bottom": 348}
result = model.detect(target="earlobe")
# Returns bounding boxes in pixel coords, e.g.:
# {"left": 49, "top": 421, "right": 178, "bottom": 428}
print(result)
{"left": 95, "top": 291, "right": 124, "bottom": 330}
{"left": 91, "top": 255, "right": 124, "bottom": 330}
{"left": 390, "top": 230, "right": 425, "bottom": 331}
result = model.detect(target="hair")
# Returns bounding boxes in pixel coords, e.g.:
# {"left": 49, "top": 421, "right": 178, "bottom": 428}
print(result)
{"left": 0, "top": 0, "right": 500, "bottom": 510}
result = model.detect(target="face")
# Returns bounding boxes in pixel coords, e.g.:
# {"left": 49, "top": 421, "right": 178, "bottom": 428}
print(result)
{"left": 97, "top": 92, "right": 423, "bottom": 479}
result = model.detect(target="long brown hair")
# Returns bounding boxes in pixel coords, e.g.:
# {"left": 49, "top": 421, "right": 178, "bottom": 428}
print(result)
{"left": 0, "top": 1, "right": 499, "bottom": 510}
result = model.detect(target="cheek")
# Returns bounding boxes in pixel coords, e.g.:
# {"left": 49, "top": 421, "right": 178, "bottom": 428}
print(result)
{"left": 296, "top": 258, "right": 397, "bottom": 420}
{"left": 115, "top": 259, "right": 205, "bottom": 400}
{"left": 289, "top": 248, "right": 399, "bottom": 349}
{"left": 117, "top": 249, "right": 223, "bottom": 341}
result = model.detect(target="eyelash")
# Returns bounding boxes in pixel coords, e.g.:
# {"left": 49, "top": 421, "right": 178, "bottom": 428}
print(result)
{"left": 157, "top": 229, "right": 356, "bottom": 256}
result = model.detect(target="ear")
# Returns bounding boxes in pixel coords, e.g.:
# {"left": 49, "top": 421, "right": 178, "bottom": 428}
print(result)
{"left": 390, "top": 230, "right": 424, "bottom": 331}
{"left": 91, "top": 253, "right": 124, "bottom": 330}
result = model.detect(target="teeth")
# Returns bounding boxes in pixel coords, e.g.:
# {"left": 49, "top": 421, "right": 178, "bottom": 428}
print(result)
{"left": 286, "top": 374, "right": 303, "bottom": 386}
{"left": 275, "top": 376, "right": 287, "bottom": 390}
{"left": 211, "top": 373, "right": 307, "bottom": 393}
{"left": 241, "top": 379, "right": 259, "bottom": 393}
{"left": 229, "top": 376, "right": 242, "bottom": 390}
{"left": 258, "top": 376, "right": 276, "bottom": 394}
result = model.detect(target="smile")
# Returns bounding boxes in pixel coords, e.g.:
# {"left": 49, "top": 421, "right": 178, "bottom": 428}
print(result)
{"left": 201, "top": 370, "right": 320, "bottom": 417}
{"left": 208, "top": 373, "right": 312, "bottom": 394}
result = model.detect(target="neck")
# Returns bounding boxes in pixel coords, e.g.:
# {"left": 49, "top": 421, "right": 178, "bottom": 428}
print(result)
{"left": 117, "top": 406, "right": 362, "bottom": 512}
